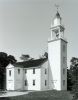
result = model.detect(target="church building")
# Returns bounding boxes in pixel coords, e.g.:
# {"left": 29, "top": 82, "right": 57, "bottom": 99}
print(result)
{"left": 6, "top": 11, "right": 67, "bottom": 91}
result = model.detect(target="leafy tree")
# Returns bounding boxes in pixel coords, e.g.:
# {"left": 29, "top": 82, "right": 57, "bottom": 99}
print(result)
{"left": 43, "top": 52, "right": 48, "bottom": 58}
{"left": 67, "top": 68, "right": 73, "bottom": 91}
{"left": 8, "top": 55, "right": 17, "bottom": 64}
{"left": 20, "top": 54, "right": 30, "bottom": 61}
{"left": 70, "top": 57, "right": 78, "bottom": 91}
{"left": 0, "top": 52, "right": 17, "bottom": 68}
{"left": 0, "top": 52, "right": 17, "bottom": 89}
{"left": 20, "top": 54, "right": 34, "bottom": 61}
{"left": 39, "top": 52, "right": 48, "bottom": 59}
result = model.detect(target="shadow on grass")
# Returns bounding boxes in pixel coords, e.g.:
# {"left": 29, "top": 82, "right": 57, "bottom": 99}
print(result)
{"left": 0, "top": 90, "right": 72, "bottom": 100}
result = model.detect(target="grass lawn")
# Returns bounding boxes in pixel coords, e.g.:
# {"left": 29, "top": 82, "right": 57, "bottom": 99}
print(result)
{"left": 0, "top": 90, "right": 72, "bottom": 100}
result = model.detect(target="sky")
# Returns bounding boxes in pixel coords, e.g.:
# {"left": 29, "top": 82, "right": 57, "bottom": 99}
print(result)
{"left": 0, "top": 0, "right": 78, "bottom": 66}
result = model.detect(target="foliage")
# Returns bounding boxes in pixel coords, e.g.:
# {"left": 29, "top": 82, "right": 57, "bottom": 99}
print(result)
{"left": 67, "top": 69, "right": 73, "bottom": 91}
{"left": 68, "top": 57, "right": 78, "bottom": 100}
{"left": 20, "top": 54, "right": 31, "bottom": 61}
{"left": 8, "top": 55, "right": 17, "bottom": 64}
{"left": 43, "top": 52, "right": 48, "bottom": 58}
{"left": 20, "top": 52, "right": 48, "bottom": 61}
{"left": 0, "top": 52, "right": 17, "bottom": 89}
{"left": 39, "top": 52, "right": 48, "bottom": 59}
{"left": 70, "top": 57, "right": 78, "bottom": 92}
{"left": 0, "top": 52, "right": 17, "bottom": 68}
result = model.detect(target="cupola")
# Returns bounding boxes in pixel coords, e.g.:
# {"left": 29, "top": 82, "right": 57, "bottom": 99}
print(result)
{"left": 53, "top": 11, "right": 62, "bottom": 26}
{"left": 50, "top": 10, "right": 65, "bottom": 40}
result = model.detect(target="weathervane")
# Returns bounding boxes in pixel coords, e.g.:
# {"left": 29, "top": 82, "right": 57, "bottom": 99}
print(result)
{"left": 55, "top": 4, "right": 60, "bottom": 11}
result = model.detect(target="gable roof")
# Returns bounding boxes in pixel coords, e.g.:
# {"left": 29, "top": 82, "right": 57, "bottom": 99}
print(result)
{"left": 13, "top": 57, "right": 47, "bottom": 68}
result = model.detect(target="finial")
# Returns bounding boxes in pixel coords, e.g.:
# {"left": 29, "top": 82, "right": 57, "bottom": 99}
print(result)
{"left": 55, "top": 4, "right": 59, "bottom": 12}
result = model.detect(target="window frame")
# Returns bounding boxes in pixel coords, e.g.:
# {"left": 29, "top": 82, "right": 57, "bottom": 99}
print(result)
{"left": 33, "top": 68, "right": 35, "bottom": 74}
{"left": 45, "top": 69, "right": 47, "bottom": 74}
{"left": 25, "top": 69, "right": 27, "bottom": 74}
{"left": 63, "top": 45, "right": 65, "bottom": 52}
{"left": 45, "top": 80, "right": 47, "bottom": 86}
{"left": 63, "top": 57, "right": 66, "bottom": 64}
{"left": 18, "top": 69, "right": 20, "bottom": 74}
{"left": 25, "top": 80, "right": 27, "bottom": 86}
{"left": 33, "top": 80, "right": 35, "bottom": 86}
{"left": 63, "top": 80, "right": 65, "bottom": 86}
{"left": 9, "top": 70, "right": 11, "bottom": 76}
{"left": 63, "top": 68, "right": 65, "bottom": 75}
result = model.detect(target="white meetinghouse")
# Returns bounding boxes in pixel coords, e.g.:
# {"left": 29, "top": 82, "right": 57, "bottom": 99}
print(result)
{"left": 6, "top": 11, "right": 67, "bottom": 91}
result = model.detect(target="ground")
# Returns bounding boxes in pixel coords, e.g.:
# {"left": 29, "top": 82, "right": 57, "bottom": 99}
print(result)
{"left": 0, "top": 90, "right": 73, "bottom": 100}
{"left": 0, "top": 91, "right": 29, "bottom": 97}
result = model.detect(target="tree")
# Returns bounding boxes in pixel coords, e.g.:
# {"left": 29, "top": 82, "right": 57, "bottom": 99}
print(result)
{"left": 70, "top": 57, "right": 78, "bottom": 92}
{"left": 39, "top": 52, "right": 48, "bottom": 59}
{"left": 43, "top": 52, "right": 48, "bottom": 58}
{"left": 0, "top": 52, "right": 17, "bottom": 89}
{"left": 8, "top": 55, "right": 17, "bottom": 64}
{"left": 20, "top": 54, "right": 30, "bottom": 61}
{"left": 67, "top": 68, "right": 73, "bottom": 91}
{"left": 20, "top": 54, "right": 34, "bottom": 61}
{"left": 0, "top": 52, "right": 17, "bottom": 68}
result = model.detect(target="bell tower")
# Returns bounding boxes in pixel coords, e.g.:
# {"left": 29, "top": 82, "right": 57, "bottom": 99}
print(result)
{"left": 50, "top": 11, "right": 65, "bottom": 40}
{"left": 48, "top": 10, "right": 67, "bottom": 90}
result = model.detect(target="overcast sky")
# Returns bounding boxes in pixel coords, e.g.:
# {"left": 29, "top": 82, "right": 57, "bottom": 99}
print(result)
{"left": 0, "top": 0, "right": 78, "bottom": 66}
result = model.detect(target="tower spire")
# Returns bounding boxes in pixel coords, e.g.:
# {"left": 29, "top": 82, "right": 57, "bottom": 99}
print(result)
{"left": 50, "top": 7, "right": 65, "bottom": 40}
{"left": 55, "top": 4, "right": 59, "bottom": 12}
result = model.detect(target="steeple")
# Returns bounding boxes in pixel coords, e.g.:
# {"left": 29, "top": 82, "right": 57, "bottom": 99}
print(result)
{"left": 48, "top": 8, "right": 67, "bottom": 90}
{"left": 50, "top": 10, "right": 65, "bottom": 40}
{"left": 53, "top": 11, "right": 61, "bottom": 26}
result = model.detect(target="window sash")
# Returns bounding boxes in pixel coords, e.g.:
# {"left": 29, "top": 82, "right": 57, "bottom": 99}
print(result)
{"left": 33, "top": 68, "right": 35, "bottom": 74}
{"left": 18, "top": 69, "right": 20, "bottom": 74}
{"left": 25, "top": 69, "right": 27, "bottom": 73}
{"left": 45, "top": 69, "right": 47, "bottom": 74}
{"left": 33, "top": 80, "right": 35, "bottom": 85}
{"left": 9, "top": 70, "right": 11, "bottom": 76}
{"left": 25, "top": 80, "right": 27, "bottom": 86}
{"left": 63, "top": 80, "right": 65, "bottom": 86}
{"left": 63, "top": 68, "right": 65, "bottom": 75}
{"left": 45, "top": 80, "right": 47, "bottom": 86}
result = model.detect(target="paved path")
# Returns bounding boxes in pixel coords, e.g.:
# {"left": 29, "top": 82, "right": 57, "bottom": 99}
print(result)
{"left": 0, "top": 91, "right": 29, "bottom": 97}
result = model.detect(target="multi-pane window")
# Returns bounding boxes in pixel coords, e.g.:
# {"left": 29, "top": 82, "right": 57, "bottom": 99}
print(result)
{"left": 25, "top": 69, "right": 27, "bottom": 74}
{"left": 33, "top": 80, "right": 35, "bottom": 86}
{"left": 63, "top": 57, "right": 66, "bottom": 64}
{"left": 9, "top": 70, "right": 11, "bottom": 76}
{"left": 45, "top": 69, "right": 47, "bottom": 74}
{"left": 45, "top": 80, "right": 47, "bottom": 86}
{"left": 63, "top": 80, "right": 65, "bottom": 86}
{"left": 25, "top": 80, "right": 27, "bottom": 86}
{"left": 63, "top": 68, "right": 65, "bottom": 75}
{"left": 18, "top": 69, "right": 20, "bottom": 74}
{"left": 33, "top": 68, "right": 35, "bottom": 74}
{"left": 63, "top": 45, "right": 65, "bottom": 52}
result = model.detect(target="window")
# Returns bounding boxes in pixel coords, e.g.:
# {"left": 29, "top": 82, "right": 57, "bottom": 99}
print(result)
{"left": 25, "top": 69, "right": 27, "bottom": 74}
{"left": 45, "top": 69, "right": 47, "bottom": 74}
{"left": 25, "top": 80, "right": 27, "bottom": 86}
{"left": 18, "top": 69, "right": 20, "bottom": 74}
{"left": 63, "top": 68, "right": 65, "bottom": 75}
{"left": 45, "top": 80, "right": 47, "bottom": 86}
{"left": 9, "top": 70, "right": 11, "bottom": 76}
{"left": 33, "top": 68, "right": 35, "bottom": 74}
{"left": 63, "top": 45, "right": 65, "bottom": 52}
{"left": 63, "top": 80, "right": 65, "bottom": 86}
{"left": 63, "top": 57, "right": 66, "bottom": 64}
{"left": 33, "top": 80, "right": 35, "bottom": 86}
